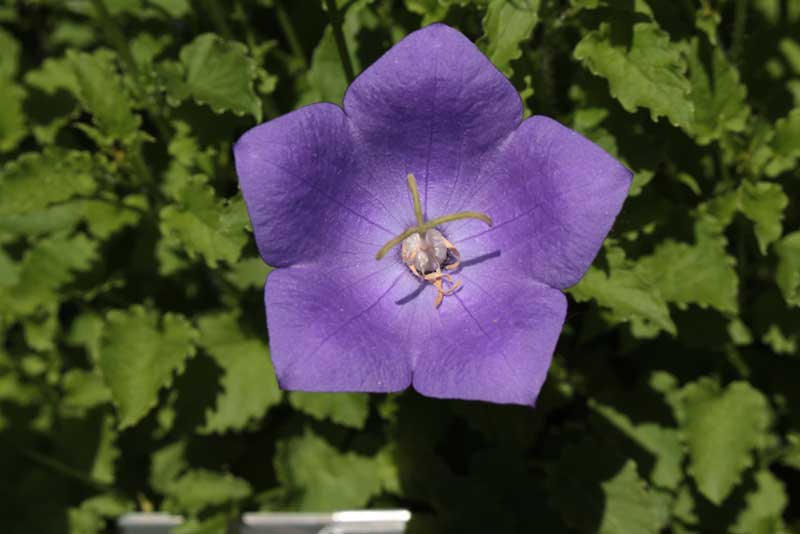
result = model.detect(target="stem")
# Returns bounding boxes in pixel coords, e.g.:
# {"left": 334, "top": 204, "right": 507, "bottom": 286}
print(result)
{"left": 275, "top": 0, "right": 307, "bottom": 69}
{"left": 407, "top": 174, "right": 425, "bottom": 226}
{"left": 375, "top": 212, "right": 493, "bottom": 260}
{"left": 730, "top": 0, "right": 747, "bottom": 65}
{"left": 263, "top": 94, "right": 280, "bottom": 120}
{"left": 89, "top": 0, "right": 136, "bottom": 72}
{"left": 19, "top": 446, "right": 111, "bottom": 492}
{"left": 89, "top": 0, "right": 171, "bottom": 141}
{"left": 234, "top": 0, "right": 258, "bottom": 53}
{"left": 73, "top": 194, "right": 148, "bottom": 215}
{"left": 201, "top": 0, "right": 233, "bottom": 39}
{"left": 130, "top": 146, "right": 154, "bottom": 184}
{"left": 324, "top": 0, "right": 355, "bottom": 83}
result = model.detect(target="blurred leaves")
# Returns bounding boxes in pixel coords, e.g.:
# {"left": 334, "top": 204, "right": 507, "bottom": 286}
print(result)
{"left": 289, "top": 391, "right": 370, "bottom": 429}
{"left": 271, "top": 428, "right": 393, "bottom": 511}
{"left": 197, "top": 312, "right": 281, "bottom": 433}
{"left": 67, "top": 49, "right": 141, "bottom": 141}
{"left": 478, "top": 0, "right": 540, "bottom": 76}
{"left": 161, "top": 33, "right": 263, "bottom": 121}
{"left": 776, "top": 231, "right": 800, "bottom": 307}
{"left": 0, "top": 0, "right": 798, "bottom": 531}
{"left": 159, "top": 176, "right": 250, "bottom": 270}
{"left": 574, "top": 21, "right": 694, "bottom": 129}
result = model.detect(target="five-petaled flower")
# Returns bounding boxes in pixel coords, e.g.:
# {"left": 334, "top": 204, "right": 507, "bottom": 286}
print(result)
{"left": 234, "top": 24, "right": 631, "bottom": 406}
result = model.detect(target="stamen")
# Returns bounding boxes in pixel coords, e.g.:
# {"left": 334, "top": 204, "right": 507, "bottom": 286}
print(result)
{"left": 377, "top": 172, "right": 491, "bottom": 307}
{"left": 441, "top": 237, "right": 460, "bottom": 271}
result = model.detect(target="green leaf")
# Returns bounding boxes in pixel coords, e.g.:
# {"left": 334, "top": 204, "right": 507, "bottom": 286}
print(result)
{"left": 780, "top": 38, "right": 800, "bottom": 75}
{"left": 0, "top": 249, "right": 20, "bottom": 289}
{"left": 173, "top": 515, "right": 230, "bottom": 534}
{"left": 163, "top": 33, "right": 261, "bottom": 120}
{"left": 150, "top": 440, "right": 189, "bottom": 495}
{"left": 67, "top": 49, "right": 141, "bottom": 140}
{"left": 224, "top": 257, "right": 271, "bottom": 290}
{"left": 550, "top": 441, "right": 669, "bottom": 534}
{"left": 0, "top": 28, "right": 20, "bottom": 79}
{"left": 148, "top": 0, "right": 191, "bottom": 18}
{"left": 61, "top": 369, "right": 112, "bottom": 415}
{"left": 289, "top": 392, "right": 370, "bottom": 429}
{"left": 0, "top": 31, "right": 22, "bottom": 85}
{"left": 684, "top": 37, "right": 749, "bottom": 144}
{"left": 782, "top": 433, "right": 800, "bottom": 470}
{"left": 694, "top": 2, "right": 721, "bottom": 44}
{"left": 635, "top": 216, "right": 738, "bottom": 314}
{"left": 737, "top": 181, "right": 788, "bottom": 254}
{"left": 478, "top": 0, "right": 540, "bottom": 76}
{"left": 599, "top": 461, "right": 669, "bottom": 534}
{"left": 159, "top": 178, "right": 250, "bottom": 270}
{"left": 196, "top": 312, "right": 281, "bottom": 433}
{"left": 82, "top": 195, "right": 146, "bottom": 239}
{"left": 570, "top": 245, "right": 676, "bottom": 336}
{"left": 0, "top": 195, "right": 145, "bottom": 240}
{"left": 22, "top": 307, "right": 59, "bottom": 351}
{"left": 68, "top": 494, "right": 133, "bottom": 534}
{"left": 0, "top": 149, "right": 96, "bottom": 218}
{"left": 0, "top": 233, "right": 98, "bottom": 317}
{"left": 404, "top": 1, "right": 448, "bottom": 23}
{"left": 298, "top": 0, "right": 375, "bottom": 106}
{"left": 731, "top": 470, "right": 788, "bottom": 534}
{"left": 273, "top": 428, "right": 389, "bottom": 511}
{"left": 130, "top": 32, "right": 172, "bottom": 66}
{"left": 25, "top": 56, "right": 81, "bottom": 96}
{"left": 89, "top": 414, "right": 120, "bottom": 485}
{"left": 0, "top": 79, "right": 25, "bottom": 152}
{"left": 0, "top": 202, "right": 83, "bottom": 238}
{"left": 775, "top": 231, "right": 800, "bottom": 307}
{"left": 67, "top": 312, "right": 105, "bottom": 362}
{"left": 678, "top": 379, "right": 771, "bottom": 504}
{"left": 765, "top": 108, "right": 800, "bottom": 177}
{"left": 98, "top": 306, "right": 197, "bottom": 428}
{"left": 591, "top": 401, "right": 684, "bottom": 490}
{"left": 574, "top": 22, "right": 693, "bottom": 129}
{"left": 164, "top": 469, "right": 251, "bottom": 515}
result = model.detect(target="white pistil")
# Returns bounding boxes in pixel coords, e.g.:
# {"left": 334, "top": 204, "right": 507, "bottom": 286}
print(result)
{"left": 401, "top": 229, "right": 462, "bottom": 307}
{"left": 375, "top": 173, "right": 485, "bottom": 308}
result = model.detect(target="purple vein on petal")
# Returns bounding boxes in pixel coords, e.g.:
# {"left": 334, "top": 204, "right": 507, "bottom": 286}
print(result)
{"left": 453, "top": 292, "right": 490, "bottom": 340}
{"left": 288, "top": 272, "right": 405, "bottom": 375}
{"left": 258, "top": 139, "right": 406, "bottom": 230}
{"left": 260, "top": 158, "right": 396, "bottom": 236}
{"left": 457, "top": 271, "right": 500, "bottom": 307}
{"left": 439, "top": 128, "right": 466, "bottom": 216}
{"left": 423, "top": 57, "right": 439, "bottom": 220}
{"left": 452, "top": 181, "right": 584, "bottom": 244}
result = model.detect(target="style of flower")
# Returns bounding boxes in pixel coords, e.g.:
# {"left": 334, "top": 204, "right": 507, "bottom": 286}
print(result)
{"left": 234, "top": 24, "right": 631, "bottom": 406}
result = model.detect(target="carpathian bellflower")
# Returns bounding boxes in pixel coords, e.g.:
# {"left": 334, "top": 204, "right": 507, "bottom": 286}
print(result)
{"left": 234, "top": 24, "right": 631, "bottom": 405}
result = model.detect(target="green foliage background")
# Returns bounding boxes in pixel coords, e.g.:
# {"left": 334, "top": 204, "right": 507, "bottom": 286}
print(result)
{"left": 0, "top": 0, "right": 799, "bottom": 532}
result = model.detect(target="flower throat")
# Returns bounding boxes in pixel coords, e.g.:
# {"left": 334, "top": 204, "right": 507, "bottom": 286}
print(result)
{"left": 375, "top": 174, "right": 492, "bottom": 307}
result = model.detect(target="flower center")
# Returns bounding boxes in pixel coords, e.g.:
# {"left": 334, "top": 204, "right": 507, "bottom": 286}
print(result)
{"left": 375, "top": 173, "right": 492, "bottom": 308}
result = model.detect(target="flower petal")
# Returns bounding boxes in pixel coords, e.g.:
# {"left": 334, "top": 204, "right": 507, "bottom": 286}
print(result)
{"left": 411, "top": 274, "right": 567, "bottom": 406}
{"left": 343, "top": 24, "right": 522, "bottom": 223}
{"left": 448, "top": 115, "right": 632, "bottom": 289}
{"left": 265, "top": 263, "right": 417, "bottom": 392}
{"left": 234, "top": 102, "right": 403, "bottom": 268}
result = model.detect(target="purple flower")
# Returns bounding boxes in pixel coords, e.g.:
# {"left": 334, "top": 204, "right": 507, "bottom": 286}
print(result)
{"left": 234, "top": 24, "right": 631, "bottom": 406}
